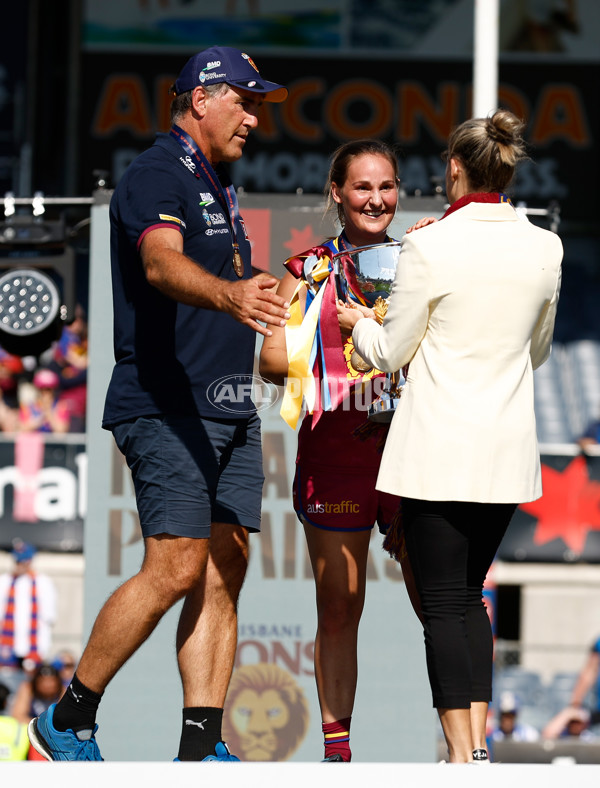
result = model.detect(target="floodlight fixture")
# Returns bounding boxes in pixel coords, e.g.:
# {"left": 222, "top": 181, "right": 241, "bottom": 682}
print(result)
{"left": 0, "top": 210, "right": 76, "bottom": 357}
{"left": 0, "top": 268, "right": 64, "bottom": 356}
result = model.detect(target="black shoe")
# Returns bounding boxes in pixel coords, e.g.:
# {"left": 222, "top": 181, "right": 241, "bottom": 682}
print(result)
{"left": 472, "top": 748, "right": 490, "bottom": 763}
{"left": 322, "top": 753, "right": 346, "bottom": 762}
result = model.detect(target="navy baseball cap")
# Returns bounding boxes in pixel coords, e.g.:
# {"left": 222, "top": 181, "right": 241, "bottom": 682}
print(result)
{"left": 173, "top": 46, "right": 288, "bottom": 103}
{"left": 12, "top": 540, "right": 36, "bottom": 563}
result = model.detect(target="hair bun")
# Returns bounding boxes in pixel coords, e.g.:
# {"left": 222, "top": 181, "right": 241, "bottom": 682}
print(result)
{"left": 485, "top": 118, "right": 512, "bottom": 144}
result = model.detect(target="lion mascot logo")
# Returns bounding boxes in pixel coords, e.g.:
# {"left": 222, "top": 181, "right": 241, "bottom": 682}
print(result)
{"left": 223, "top": 663, "right": 310, "bottom": 761}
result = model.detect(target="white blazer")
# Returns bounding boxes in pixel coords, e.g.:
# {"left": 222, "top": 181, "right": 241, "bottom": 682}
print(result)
{"left": 353, "top": 202, "right": 563, "bottom": 503}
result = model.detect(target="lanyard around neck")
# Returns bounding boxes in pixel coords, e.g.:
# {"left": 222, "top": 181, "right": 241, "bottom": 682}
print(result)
{"left": 169, "top": 125, "right": 244, "bottom": 276}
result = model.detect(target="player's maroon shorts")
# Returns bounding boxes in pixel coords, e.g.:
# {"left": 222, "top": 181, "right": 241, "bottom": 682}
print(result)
{"left": 293, "top": 405, "right": 400, "bottom": 532}
{"left": 293, "top": 462, "right": 399, "bottom": 532}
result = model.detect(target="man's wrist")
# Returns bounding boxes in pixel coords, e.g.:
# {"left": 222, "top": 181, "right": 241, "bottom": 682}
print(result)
{"left": 209, "top": 277, "right": 231, "bottom": 312}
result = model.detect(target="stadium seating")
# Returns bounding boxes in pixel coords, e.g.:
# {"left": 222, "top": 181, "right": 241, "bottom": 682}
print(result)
{"left": 534, "top": 340, "right": 600, "bottom": 446}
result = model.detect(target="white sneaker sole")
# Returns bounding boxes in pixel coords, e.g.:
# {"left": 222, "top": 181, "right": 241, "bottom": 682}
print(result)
{"left": 27, "top": 718, "right": 54, "bottom": 761}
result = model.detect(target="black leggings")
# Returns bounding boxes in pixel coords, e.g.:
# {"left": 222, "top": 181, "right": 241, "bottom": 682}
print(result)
{"left": 402, "top": 498, "right": 517, "bottom": 709}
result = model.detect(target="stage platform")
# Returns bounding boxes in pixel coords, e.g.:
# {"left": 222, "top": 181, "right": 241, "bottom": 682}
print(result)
{"left": 3, "top": 761, "right": 600, "bottom": 786}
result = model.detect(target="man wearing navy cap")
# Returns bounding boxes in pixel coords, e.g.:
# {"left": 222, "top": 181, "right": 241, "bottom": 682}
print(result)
{"left": 28, "top": 46, "right": 289, "bottom": 762}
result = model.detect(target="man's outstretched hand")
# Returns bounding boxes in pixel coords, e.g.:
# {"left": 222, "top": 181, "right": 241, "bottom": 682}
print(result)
{"left": 224, "top": 273, "right": 291, "bottom": 336}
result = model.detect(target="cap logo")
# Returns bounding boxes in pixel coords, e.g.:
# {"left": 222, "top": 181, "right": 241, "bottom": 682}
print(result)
{"left": 206, "top": 60, "right": 221, "bottom": 69}
{"left": 248, "top": 81, "right": 257, "bottom": 87}
{"left": 241, "top": 52, "right": 259, "bottom": 73}
{"left": 199, "top": 70, "right": 226, "bottom": 83}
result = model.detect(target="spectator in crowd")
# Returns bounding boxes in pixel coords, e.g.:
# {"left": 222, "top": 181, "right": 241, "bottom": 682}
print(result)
{"left": 577, "top": 415, "right": 600, "bottom": 452}
{"left": 0, "top": 349, "right": 25, "bottom": 432}
{"left": 0, "top": 681, "right": 29, "bottom": 760}
{"left": 489, "top": 691, "right": 540, "bottom": 743}
{"left": 51, "top": 649, "right": 78, "bottom": 690}
{"left": 0, "top": 541, "right": 57, "bottom": 670}
{"left": 48, "top": 305, "right": 88, "bottom": 433}
{"left": 0, "top": 349, "right": 25, "bottom": 410}
{"left": 568, "top": 634, "right": 600, "bottom": 723}
{"left": 542, "top": 705, "right": 596, "bottom": 740}
{"left": 18, "top": 368, "right": 70, "bottom": 434}
{"left": 11, "top": 663, "right": 65, "bottom": 725}
{"left": 0, "top": 392, "right": 19, "bottom": 433}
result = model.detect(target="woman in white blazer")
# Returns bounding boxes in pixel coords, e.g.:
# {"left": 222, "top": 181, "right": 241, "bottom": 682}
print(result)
{"left": 338, "top": 109, "right": 563, "bottom": 763}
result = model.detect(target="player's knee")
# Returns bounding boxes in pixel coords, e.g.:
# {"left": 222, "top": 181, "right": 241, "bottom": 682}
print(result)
{"left": 317, "top": 594, "right": 363, "bottom": 632}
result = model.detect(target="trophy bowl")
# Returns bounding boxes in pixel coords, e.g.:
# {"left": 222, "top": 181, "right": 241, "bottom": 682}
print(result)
{"left": 332, "top": 242, "right": 402, "bottom": 423}
{"left": 333, "top": 241, "right": 401, "bottom": 307}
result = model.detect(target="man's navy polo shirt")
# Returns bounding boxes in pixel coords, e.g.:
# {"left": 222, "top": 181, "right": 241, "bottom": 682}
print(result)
{"left": 102, "top": 133, "right": 256, "bottom": 428}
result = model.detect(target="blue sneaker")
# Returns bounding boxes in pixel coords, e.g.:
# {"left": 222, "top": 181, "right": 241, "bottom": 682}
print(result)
{"left": 28, "top": 703, "right": 103, "bottom": 761}
{"left": 174, "top": 742, "right": 240, "bottom": 761}
{"left": 204, "top": 742, "right": 239, "bottom": 761}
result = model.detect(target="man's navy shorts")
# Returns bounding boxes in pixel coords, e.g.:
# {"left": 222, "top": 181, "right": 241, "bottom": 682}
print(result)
{"left": 112, "top": 413, "right": 264, "bottom": 539}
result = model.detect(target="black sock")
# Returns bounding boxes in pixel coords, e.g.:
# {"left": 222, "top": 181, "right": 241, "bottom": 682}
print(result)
{"left": 177, "top": 707, "right": 223, "bottom": 761}
{"left": 52, "top": 673, "right": 103, "bottom": 733}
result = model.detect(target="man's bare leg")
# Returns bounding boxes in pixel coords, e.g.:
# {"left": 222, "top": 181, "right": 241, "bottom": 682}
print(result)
{"left": 176, "top": 524, "right": 249, "bottom": 706}
{"left": 77, "top": 534, "right": 210, "bottom": 694}
{"left": 174, "top": 524, "right": 248, "bottom": 760}
{"left": 31, "top": 532, "right": 210, "bottom": 757}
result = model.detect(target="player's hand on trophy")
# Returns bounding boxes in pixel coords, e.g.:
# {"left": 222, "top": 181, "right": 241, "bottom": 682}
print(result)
{"left": 337, "top": 299, "right": 374, "bottom": 335}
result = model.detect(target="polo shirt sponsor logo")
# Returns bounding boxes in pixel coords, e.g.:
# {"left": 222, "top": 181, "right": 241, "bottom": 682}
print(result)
{"left": 159, "top": 214, "right": 186, "bottom": 228}
{"left": 199, "top": 193, "right": 215, "bottom": 207}
{"left": 202, "top": 208, "right": 227, "bottom": 227}
{"left": 179, "top": 156, "right": 196, "bottom": 173}
{"left": 206, "top": 228, "right": 229, "bottom": 236}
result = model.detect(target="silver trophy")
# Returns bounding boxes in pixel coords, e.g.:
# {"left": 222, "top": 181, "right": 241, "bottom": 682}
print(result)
{"left": 332, "top": 242, "right": 402, "bottom": 423}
